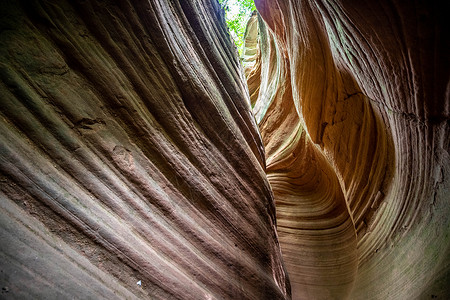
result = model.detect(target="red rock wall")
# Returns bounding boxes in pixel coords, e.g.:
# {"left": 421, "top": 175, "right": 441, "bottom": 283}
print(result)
{"left": 250, "top": 0, "right": 449, "bottom": 299}
{"left": 0, "top": 1, "right": 289, "bottom": 299}
{"left": 1, "top": 0, "right": 448, "bottom": 299}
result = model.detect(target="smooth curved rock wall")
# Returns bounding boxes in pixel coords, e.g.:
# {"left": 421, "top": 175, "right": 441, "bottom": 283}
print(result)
{"left": 1, "top": 0, "right": 448, "bottom": 299}
{"left": 250, "top": 0, "right": 449, "bottom": 299}
{"left": 0, "top": 1, "right": 290, "bottom": 299}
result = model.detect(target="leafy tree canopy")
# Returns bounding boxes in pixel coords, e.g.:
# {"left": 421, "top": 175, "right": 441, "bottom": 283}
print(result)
{"left": 218, "top": 0, "right": 256, "bottom": 56}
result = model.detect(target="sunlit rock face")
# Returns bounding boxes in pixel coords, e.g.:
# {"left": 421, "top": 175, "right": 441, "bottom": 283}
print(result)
{"left": 248, "top": 0, "right": 449, "bottom": 299}
{"left": 0, "top": 1, "right": 290, "bottom": 299}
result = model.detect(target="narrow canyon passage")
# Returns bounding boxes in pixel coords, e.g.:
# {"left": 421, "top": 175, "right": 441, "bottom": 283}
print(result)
{"left": 0, "top": 1, "right": 448, "bottom": 299}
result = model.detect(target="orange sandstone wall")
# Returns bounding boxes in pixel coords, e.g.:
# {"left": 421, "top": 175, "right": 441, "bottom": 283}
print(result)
{"left": 249, "top": 0, "right": 449, "bottom": 299}
{"left": 1, "top": 0, "right": 448, "bottom": 299}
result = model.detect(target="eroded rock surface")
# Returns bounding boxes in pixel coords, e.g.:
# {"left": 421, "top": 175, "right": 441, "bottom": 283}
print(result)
{"left": 0, "top": 1, "right": 289, "bottom": 299}
{"left": 248, "top": 0, "right": 449, "bottom": 299}
{"left": 1, "top": 0, "right": 449, "bottom": 299}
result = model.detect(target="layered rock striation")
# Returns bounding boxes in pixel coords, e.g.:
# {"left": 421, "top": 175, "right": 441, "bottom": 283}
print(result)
{"left": 1, "top": 0, "right": 449, "bottom": 299}
{"left": 0, "top": 1, "right": 289, "bottom": 299}
{"left": 247, "top": 0, "right": 449, "bottom": 299}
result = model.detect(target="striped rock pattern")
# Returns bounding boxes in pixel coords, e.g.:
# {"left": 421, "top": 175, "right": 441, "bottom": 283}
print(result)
{"left": 0, "top": 1, "right": 289, "bottom": 299}
{"left": 246, "top": 0, "right": 449, "bottom": 299}
{"left": 1, "top": 0, "right": 449, "bottom": 299}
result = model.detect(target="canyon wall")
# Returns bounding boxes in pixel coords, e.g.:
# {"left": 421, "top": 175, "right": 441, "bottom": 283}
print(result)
{"left": 1, "top": 0, "right": 449, "bottom": 299}
{"left": 248, "top": 0, "right": 449, "bottom": 299}
{"left": 0, "top": 1, "right": 290, "bottom": 299}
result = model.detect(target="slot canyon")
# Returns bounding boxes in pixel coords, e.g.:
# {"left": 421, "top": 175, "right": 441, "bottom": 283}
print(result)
{"left": 0, "top": 0, "right": 448, "bottom": 299}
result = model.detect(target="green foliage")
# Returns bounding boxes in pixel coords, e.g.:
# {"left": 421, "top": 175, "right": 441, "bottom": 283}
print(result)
{"left": 218, "top": 0, "right": 256, "bottom": 55}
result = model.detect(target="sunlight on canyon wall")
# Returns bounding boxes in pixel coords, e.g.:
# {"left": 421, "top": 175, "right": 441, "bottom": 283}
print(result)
{"left": 246, "top": 0, "right": 449, "bottom": 299}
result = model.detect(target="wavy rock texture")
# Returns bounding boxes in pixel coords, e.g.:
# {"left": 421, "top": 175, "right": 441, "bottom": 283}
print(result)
{"left": 242, "top": 11, "right": 261, "bottom": 107}
{"left": 1, "top": 0, "right": 449, "bottom": 299}
{"left": 0, "top": 1, "right": 290, "bottom": 299}
{"left": 247, "top": 0, "right": 450, "bottom": 299}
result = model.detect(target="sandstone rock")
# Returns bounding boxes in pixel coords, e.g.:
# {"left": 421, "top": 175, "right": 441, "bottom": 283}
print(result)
{"left": 1, "top": 0, "right": 448, "bottom": 299}
{"left": 0, "top": 1, "right": 289, "bottom": 299}
{"left": 250, "top": 0, "right": 449, "bottom": 298}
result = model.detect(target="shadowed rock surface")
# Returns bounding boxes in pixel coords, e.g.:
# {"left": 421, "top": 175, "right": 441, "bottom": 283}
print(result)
{"left": 1, "top": 0, "right": 449, "bottom": 299}
{"left": 0, "top": 1, "right": 289, "bottom": 299}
